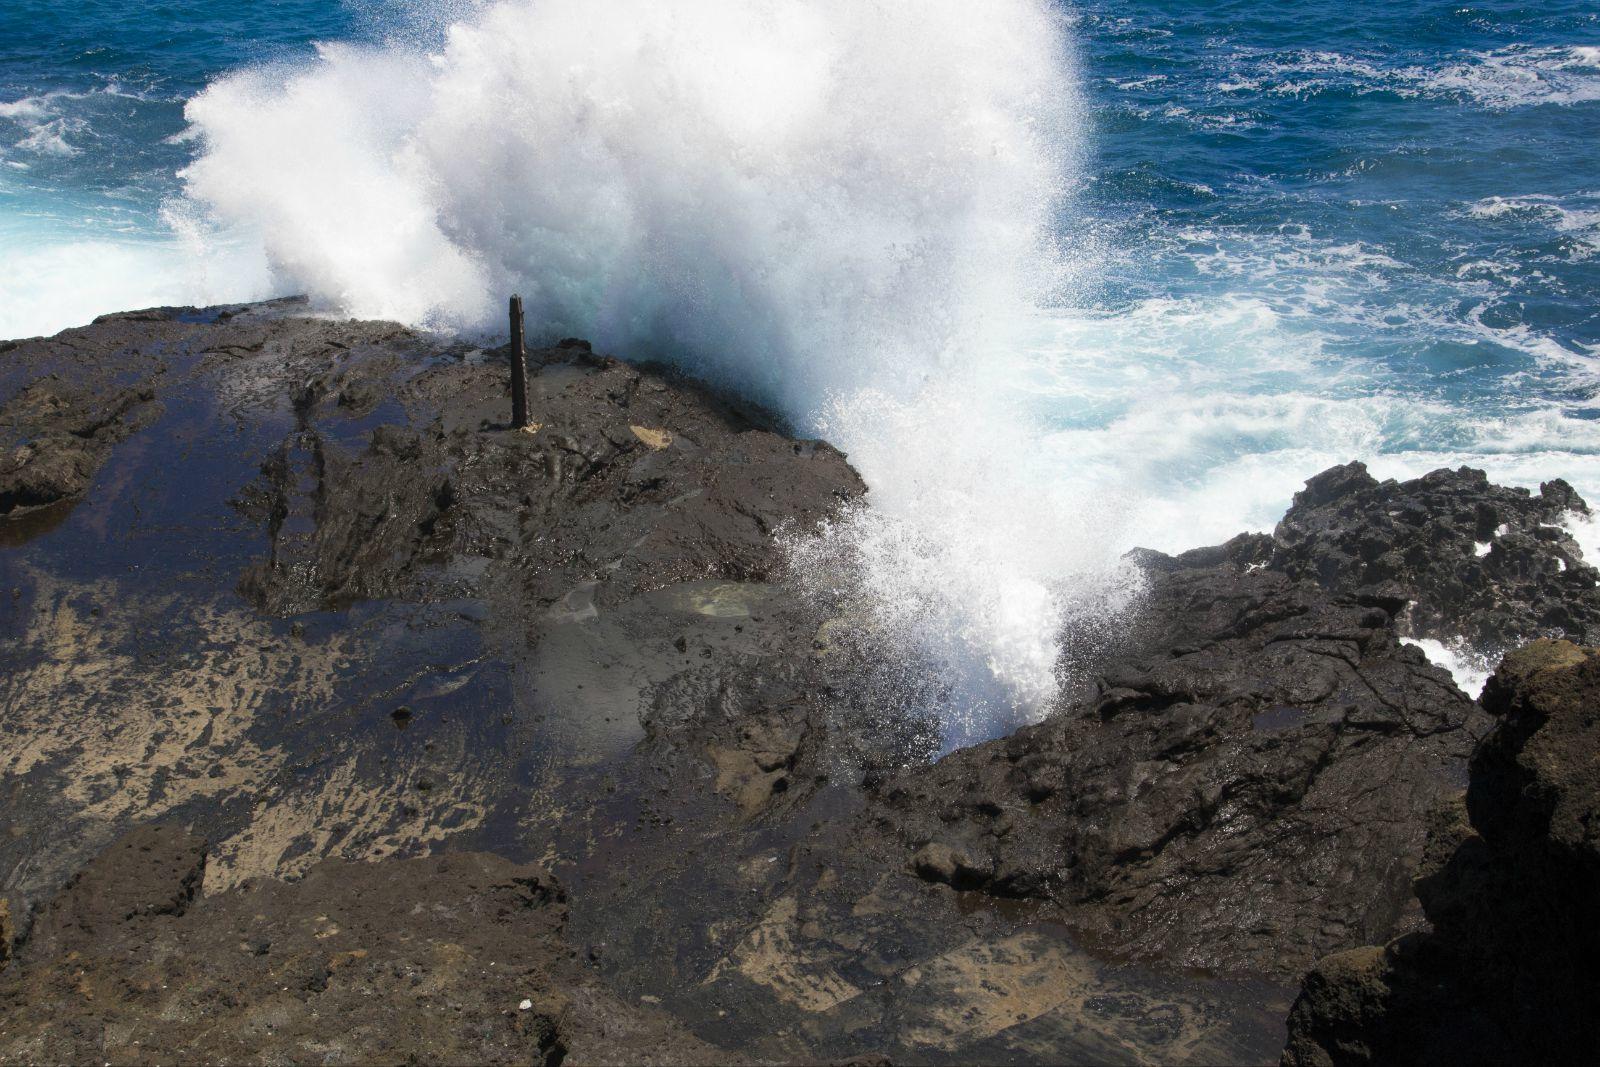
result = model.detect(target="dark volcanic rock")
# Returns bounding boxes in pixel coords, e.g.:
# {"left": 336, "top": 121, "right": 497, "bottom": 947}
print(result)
{"left": 1272, "top": 462, "right": 1600, "bottom": 650}
{"left": 21, "top": 824, "right": 206, "bottom": 963}
{"left": 233, "top": 338, "right": 861, "bottom": 617}
{"left": 0, "top": 344, "right": 161, "bottom": 517}
{"left": 0, "top": 827, "right": 724, "bottom": 1065}
{"left": 871, "top": 557, "right": 1483, "bottom": 976}
{"left": 0, "top": 301, "right": 889, "bottom": 1062}
{"left": 1282, "top": 640, "right": 1600, "bottom": 1065}
{"left": 10, "top": 303, "right": 1600, "bottom": 1062}
{"left": 861, "top": 461, "right": 1600, "bottom": 980}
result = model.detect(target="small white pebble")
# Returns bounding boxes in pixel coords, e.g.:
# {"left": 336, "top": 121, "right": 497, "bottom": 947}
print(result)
{"left": 1475, "top": 542, "right": 1491, "bottom": 557}
{"left": 519, "top": 999, "right": 533, "bottom": 1011}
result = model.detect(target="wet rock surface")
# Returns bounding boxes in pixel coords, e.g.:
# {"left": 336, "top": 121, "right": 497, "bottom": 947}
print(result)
{"left": 4, "top": 302, "right": 1598, "bottom": 1063}
{"left": 0, "top": 299, "right": 862, "bottom": 907}
{"left": 0, "top": 827, "right": 720, "bottom": 1065}
{"left": 1282, "top": 640, "right": 1600, "bottom": 1066}
{"left": 851, "top": 462, "right": 1600, "bottom": 984}
{"left": 0, "top": 325, "right": 166, "bottom": 524}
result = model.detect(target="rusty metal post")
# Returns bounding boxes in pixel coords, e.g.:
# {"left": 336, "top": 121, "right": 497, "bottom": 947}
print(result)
{"left": 509, "top": 294, "right": 529, "bottom": 430}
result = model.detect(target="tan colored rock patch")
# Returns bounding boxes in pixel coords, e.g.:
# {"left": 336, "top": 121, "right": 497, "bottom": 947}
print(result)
{"left": 704, "top": 895, "right": 861, "bottom": 1014}
{"left": 630, "top": 425, "right": 672, "bottom": 450}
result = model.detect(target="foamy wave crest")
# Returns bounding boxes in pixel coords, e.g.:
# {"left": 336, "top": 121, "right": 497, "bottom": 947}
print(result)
{"left": 1402, "top": 45, "right": 1600, "bottom": 108}
{"left": 2, "top": 93, "right": 85, "bottom": 159}
{"left": 0, "top": 83, "right": 160, "bottom": 162}
{"left": 1468, "top": 193, "right": 1600, "bottom": 260}
{"left": 1253, "top": 44, "right": 1600, "bottom": 109}
{"left": 181, "top": 0, "right": 1100, "bottom": 748}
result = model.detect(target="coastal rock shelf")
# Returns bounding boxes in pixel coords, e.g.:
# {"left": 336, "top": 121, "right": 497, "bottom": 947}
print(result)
{"left": 2, "top": 302, "right": 1597, "bottom": 1063}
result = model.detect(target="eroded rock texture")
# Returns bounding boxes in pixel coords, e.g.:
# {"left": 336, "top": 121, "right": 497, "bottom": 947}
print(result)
{"left": 868, "top": 465, "right": 1599, "bottom": 979}
{"left": 1283, "top": 640, "right": 1600, "bottom": 1065}
{"left": 6, "top": 301, "right": 1599, "bottom": 1063}
{"left": 873, "top": 541, "right": 1484, "bottom": 976}
{"left": 0, "top": 326, "right": 165, "bottom": 519}
{"left": 0, "top": 827, "right": 722, "bottom": 1065}
{"left": 1272, "top": 461, "right": 1600, "bottom": 650}
{"left": 234, "top": 332, "right": 859, "bottom": 617}
{"left": 0, "top": 300, "right": 863, "bottom": 915}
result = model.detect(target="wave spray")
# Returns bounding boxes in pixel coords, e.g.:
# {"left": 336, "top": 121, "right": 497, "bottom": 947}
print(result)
{"left": 181, "top": 0, "right": 1141, "bottom": 749}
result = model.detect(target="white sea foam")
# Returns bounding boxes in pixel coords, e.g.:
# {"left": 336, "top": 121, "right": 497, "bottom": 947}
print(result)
{"left": 177, "top": 0, "right": 1105, "bottom": 749}
{"left": 0, "top": 215, "right": 272, "bottom": 340}
{"left": 1412, "top": 46, "right": 1600, "bottom": 109}
{"left": 1250, "top": 44, "right": 1600, "bottom": 109}
{"left": 0, "top": 92, "right": 81, "bottom": 158}
{"left": 1564, "top": 509, "right": 1600, "bottom": 570}
{"left": 1401, "top": 637, "right": 1495, "bottom": 698}
{"left": 1468, "top": 193, "right": 1600, "bottom": 260}
{"left": 0, "top": 84, "right": 153, "bottom": 160}
{"left": 15, "top": 117, "right": 81, "bottom": 157}
{"left": 0, "top": 94, "right": 55, "bottom": 121}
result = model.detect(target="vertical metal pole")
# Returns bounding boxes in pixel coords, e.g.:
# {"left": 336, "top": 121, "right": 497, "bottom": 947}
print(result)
{"left": 509, "top": 294, "right": 529, "bottom": 430}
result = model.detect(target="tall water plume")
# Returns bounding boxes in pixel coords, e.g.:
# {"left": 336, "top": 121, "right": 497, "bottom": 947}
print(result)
{"left": 180, "top": 0, "right": 1139, "bottom": 749}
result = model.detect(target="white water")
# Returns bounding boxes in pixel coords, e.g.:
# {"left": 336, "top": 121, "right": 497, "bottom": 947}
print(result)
{"left": 1401, "top": 637, "right": 1496, "bottom": 699}
{"left": 0, "top": 218, "right": 271, "bottom": 340}
{"left": 177, "top": 0, "right": 1144, "bottom": 748}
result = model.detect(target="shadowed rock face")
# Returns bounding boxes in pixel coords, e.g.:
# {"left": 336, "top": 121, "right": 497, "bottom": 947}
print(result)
{"left": 1282, "top": 640, "right": 1600, "bottom": 1066}
{"left": 20, "top": 824, "right": 206, "bottom": 963}
{"left": 0, "top": 827, "right": 721, "bottom": 1066}
{"left": 0, "top": 328, "right": 164, "bottom": 520}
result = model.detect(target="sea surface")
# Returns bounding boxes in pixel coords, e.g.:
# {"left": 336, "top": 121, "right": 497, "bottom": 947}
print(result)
{"left": 4, "top": 0, "right": 1598, "bottom": 740}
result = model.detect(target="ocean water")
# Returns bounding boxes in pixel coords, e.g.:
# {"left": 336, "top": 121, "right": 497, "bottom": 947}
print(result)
{"left": 3, "top": 1, "right": 1598, "bottom": 745}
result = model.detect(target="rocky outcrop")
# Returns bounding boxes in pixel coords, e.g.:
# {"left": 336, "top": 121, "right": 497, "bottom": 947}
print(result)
{"left": 234, "top": 338, "right": 860, "bottom": 616}
{"left": 863, "top": 462, "right": 1600, "bottom": 980}
{"left": 873, "top": 544, "right": 1483, "bottom": 976}
{"left": 1282, "top": 640, "right": 1600, "bottom": 1065}
{"left": 0, "top": 302, "right": 874, "bottom": 1062}
{"left": 0, "top": 826, "right": 724, "bottom": 1065}
{"left": 1272, "top": 462, "right": 1600, "bottom": 650}
{"left": 8, "top": 301, "right": 1600, "bottom": 1061}
{"left": 0, "top": 338, "right": 162, "bottom": 518}
{"left": 0, "top": 301, "right": 863, "bottom": 912}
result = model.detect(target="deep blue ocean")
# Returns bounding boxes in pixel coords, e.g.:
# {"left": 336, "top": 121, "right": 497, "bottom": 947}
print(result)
{"left": 4, "top": 0, "right": 1599, "bottom": 712}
